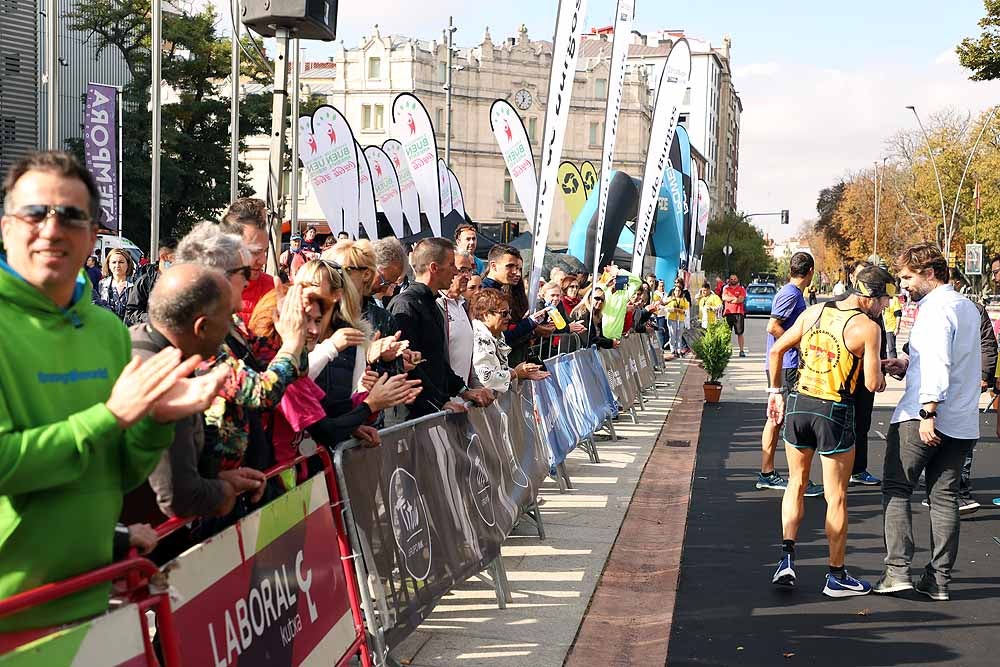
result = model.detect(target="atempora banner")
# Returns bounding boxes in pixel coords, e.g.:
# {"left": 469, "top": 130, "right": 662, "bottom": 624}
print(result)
{"left": 689, "top": 158, "right": 701, "bottom": 266}
{"left": 632, "top": 38, "right": 691, "bottom": 272}
{"left": 392, "top": 94, "right": 442, "bottom": 236}
{"left": 437, "top": 158, "right": 453, "bottom": 216}
{"left": 592, "top": 0, "right": 635, "bottom": 286}
{"left": 557, "top": 161, "right": 588, "bottom": 224}
{"left": 0, "top": 603, "right": 147, "bottom": 666}
{"left": 529, "top": 0, "right": 590, "bottom": 305}
{"left": 448, "top": 169, "right": 467, "bottom": 219}
{"left": 356, "top": 141, "right": 379, "bottom": 240}
{"left": 365, "top": 145, "right": 406, "bottom": 237}
{"left": 164, "top": 475, "right": 358, "bottom": 667}
{"left": 580, "top": 161, "right": 598, "bottom": 198}
{"left": 490, "top": 99, "right": 537, "bottom": 224}
{"left": 383, "top": 139, "right": 422, "bottom": 235}
{"left": 84, "top": 82, "right": 120, "bottom": 233}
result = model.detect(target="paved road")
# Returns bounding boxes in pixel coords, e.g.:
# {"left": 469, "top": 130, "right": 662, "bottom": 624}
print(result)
{"left": 668, "top": 315, "right": 1000, "bottom": 667}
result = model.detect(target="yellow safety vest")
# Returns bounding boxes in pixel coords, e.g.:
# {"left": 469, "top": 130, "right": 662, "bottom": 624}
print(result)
{"left": 796, "top": 302, "right": 863, "bottom": 402}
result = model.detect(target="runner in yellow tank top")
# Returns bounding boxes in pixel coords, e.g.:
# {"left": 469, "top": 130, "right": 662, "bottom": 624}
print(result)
{"left": 765, "top": 266, "right": 894, "bottom": 598}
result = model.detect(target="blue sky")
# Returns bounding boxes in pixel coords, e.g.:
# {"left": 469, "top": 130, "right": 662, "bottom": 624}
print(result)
{"left": 217, "top": 0, "right": 999, "bottom": 241}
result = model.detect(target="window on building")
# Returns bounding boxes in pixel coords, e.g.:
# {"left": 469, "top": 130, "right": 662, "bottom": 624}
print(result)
{"left": 1, "top": 118, "right": 15, "bottom": 145}
{"left": 439, "top": 62, "right": 447, "bottom": 81}
{"left": 589, "top": 122, "right": 602, "bottom": 146}
{"left": 435, "top": 109, "right": 444, "bottom": 134}
{"left": 4, "top": 53, "right": 20, "bottom": 74}
{"left": 367, "top": 57, "right": 381, "bottom": 79}
{"left": 528, "top": 117, "right": 537, "bottom": 143}
{"left": 361, "top": 104, "right": 384, "bottom": 130}
{"left": 596, "top": 78, "right": 607, "bottom": 98}
{"left": 683, "top": 87, "right": 691, "bottom": 106}
{"left": 503, "top": 176, "right": 514, "bottom": 204}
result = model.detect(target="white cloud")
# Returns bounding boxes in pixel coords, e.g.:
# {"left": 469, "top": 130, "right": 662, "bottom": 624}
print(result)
{"left": 934, "top": 48, "right": 960, "bottom": 66}
{"left": 736, "top": 58, "right": 999, "bottom": 242}
{"left": 734, "top": 63, "right": 780, "bottom": 78}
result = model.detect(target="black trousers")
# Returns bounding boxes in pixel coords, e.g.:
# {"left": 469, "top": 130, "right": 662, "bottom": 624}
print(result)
{"left": 852, "top": 381, "right": 875, "bottom": 474}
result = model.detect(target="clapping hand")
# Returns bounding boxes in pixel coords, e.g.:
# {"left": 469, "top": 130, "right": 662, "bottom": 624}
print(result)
{"left": 150, "top": 364, "right": 228, "bottom": 424}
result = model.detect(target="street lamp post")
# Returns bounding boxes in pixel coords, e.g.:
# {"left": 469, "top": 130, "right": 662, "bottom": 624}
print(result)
{"left": 150, "top": 0, "right": 162, "bottom": 259}
{"left": 905, "top": 105, "right": 948, "bottom": 247}
{"left": 946, "top": 105, "right": 999, "bottom": 251}
{"left": 444, "top": 17, "right": 456, "bottom": 166}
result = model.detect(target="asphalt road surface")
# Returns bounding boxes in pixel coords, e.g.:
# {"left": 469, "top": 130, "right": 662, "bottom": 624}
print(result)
{"left": 668, "top": 314, "right": 1000, "bottom": 667}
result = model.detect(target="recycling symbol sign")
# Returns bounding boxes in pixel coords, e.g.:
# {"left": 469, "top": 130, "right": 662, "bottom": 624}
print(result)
{"left": 561, "top": 172, "right": 580, "bottom": 194}
{"left": 583, "top": 171, "right": 596, "bottom": 190}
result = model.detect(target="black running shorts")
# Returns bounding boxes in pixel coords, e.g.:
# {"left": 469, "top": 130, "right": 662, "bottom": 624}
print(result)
{"left": 782, "top": 392, "right": 856, "bottom": 456}
{"left": 765, "top": 367, "right": 800, "bottom": 392}
{"left": 725, "top": 312, "right": 745, "bottom": 335}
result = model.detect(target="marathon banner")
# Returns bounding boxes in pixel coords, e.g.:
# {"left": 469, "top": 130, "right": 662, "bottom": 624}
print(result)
{"left": 529, "top": 0, "right": 590, "bottom": 306}
{"left": 580, "top": 161, "right": 598, "bottom": 198}
{"left": 383, "top": 139, "right": 422, "bottom": 235}
{"left": 163, "top": 475, "right": 358, "bottom": 667}
{"left": 689, "top": 158, "right": 701, "bottom": 266}
{"left": 448, "top": 169, "right": 467, "bottom": 219}
{"left": 364, "top": 145, "right": 406, "bottom": 237}
{"left": 356, "top": 142, "right": 379, "bottom": 240}
{"left": 392, "top": 94, "right": 442, "bottom": 236}
{"left": 675, "top": 124, "right": 694, "bottom": 266}
{"left": 598, "top": 346, "right": 638, "bottom": 408}
{"left": 633, "top": 39, "right": 691, "bottom": 271}
{"left": 83, "top": 83, "right": 120, "bottom": 233}
{"left": 299, "top": 106, "right": 361, "bottom": 237}
{"left": 437, "top": 158, "right": 453, "bottom": 216}
{"left": 490, "top": 99, "right": 537, "bottom": 224}
{"left": 0, "top": 603, "right": 148, "bottom": 666}
{"left": 557, "top": 161, "right": 588, "bottom": 224}
{"left": 623, "top": 334, "right": 655, "bottom": 390}
{"left": 592, "top": 0, "right": 634, "bottom": 286}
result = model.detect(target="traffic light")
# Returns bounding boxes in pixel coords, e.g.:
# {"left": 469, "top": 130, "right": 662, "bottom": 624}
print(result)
{"left": 781, "top": 209, "right": 789, "bottom": 225}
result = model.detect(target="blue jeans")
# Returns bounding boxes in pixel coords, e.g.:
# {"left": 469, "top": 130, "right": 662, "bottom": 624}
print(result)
{"left": 655, "top": 316, "right": 668, "bottom": 348}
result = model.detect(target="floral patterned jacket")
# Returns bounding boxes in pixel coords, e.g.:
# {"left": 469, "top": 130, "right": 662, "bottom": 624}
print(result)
{"left": 471, "top": 319, "right": 514, "bottom": 393}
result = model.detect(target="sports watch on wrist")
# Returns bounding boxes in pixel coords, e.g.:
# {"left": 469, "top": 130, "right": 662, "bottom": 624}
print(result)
{"left": 918, "top": 408, "right": 937, "bottom": 420}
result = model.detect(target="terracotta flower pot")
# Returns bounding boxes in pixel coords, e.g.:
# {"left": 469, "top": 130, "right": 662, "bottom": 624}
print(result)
{"left": 703, "top": 382, "right": 722, "bottom": 403}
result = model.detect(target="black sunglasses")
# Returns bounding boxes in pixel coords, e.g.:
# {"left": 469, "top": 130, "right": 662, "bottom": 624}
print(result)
{"left": 227, "top": 266, "right": 252, "bottom": 281}
{"left": 493, "top": 309, "right": 511, "bottom": 317}
{"left": 8, "top": 204, "right": 93, "bottom": 229}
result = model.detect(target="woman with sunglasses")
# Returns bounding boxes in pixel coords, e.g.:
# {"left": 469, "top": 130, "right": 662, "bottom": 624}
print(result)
{"left": 470, "top": 289, "right": 549, "bottom": 392}
{"left": 325, "top": 241, "right": 410, "bottom": 373}
{"left": 94, "top": 248, "right": 135, "bottom": 320}
{"left": 570, "top": 287, "right": 618, "bottom": 349}
{"left": 294, "top": 260, "right": 421, "bottom": 429}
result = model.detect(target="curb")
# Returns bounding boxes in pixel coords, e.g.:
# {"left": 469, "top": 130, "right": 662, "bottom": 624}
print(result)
{"left": 564, "top": 361, "right": 707, "bottom": 667}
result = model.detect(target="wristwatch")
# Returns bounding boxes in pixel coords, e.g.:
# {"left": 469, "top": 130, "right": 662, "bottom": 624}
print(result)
{"left": 918, "top": 408, "right": 937, "bottom": 420}
{"left": 766, "top": 386, "right": 785, "bottom": 395}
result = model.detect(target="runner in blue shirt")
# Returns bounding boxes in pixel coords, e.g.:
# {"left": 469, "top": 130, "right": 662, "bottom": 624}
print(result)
{"left": 756, "top": 252, "right": 823, "bottom": 497}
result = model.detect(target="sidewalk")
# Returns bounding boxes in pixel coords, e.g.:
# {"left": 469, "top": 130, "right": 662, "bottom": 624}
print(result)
{"left": 391, "top": 359, "right": 691, "bottom": 666}
{"left": 666, "top": 347, "right": 1000, "bottom": 667}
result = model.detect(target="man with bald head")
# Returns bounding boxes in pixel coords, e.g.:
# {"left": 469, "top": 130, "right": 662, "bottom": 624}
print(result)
{"left": 122, "top": 264, "right": 264, "bottom": 534}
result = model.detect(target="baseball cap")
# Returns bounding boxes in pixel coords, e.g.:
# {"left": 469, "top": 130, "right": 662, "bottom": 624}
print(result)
{"left": 853, "top": 266, "right": 896, "bottom": 298}
{"left": 290, "top": 233, "right": 302, "bottom": 241}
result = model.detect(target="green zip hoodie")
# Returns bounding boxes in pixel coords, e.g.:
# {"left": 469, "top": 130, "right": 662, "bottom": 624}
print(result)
{"left": 0, "top": 263, "right": 173, "bottom": 632}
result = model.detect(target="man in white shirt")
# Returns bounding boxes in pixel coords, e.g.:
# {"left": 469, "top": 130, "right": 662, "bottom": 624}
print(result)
{"left": 875, "top": 244, "right": 980, "bottom": 601}
{"left": 439, "top": 250, "right": 480, "bottom": 387}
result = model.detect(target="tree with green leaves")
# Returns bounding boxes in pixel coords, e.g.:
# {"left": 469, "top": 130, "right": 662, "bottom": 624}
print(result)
{"left": 66, "top": 1, "right": 316, "bottom": 251}
{"left": 958, "top": 0, "right": 1000, "bottom": 80}
{"left": 701, "top": 211, "right": 775, "bottom": 282}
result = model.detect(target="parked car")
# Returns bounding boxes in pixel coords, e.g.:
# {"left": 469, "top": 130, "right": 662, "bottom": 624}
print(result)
{"left": 744, "top": 283, "right": 777, "bottom": 315}
{"left": 94, "top": 234, "right": 144, "bottom": 266}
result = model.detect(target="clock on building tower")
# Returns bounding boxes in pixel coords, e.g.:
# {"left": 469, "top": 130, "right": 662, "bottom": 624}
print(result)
{"left": 514, "top": 89, "right": 532, "bottom": 110}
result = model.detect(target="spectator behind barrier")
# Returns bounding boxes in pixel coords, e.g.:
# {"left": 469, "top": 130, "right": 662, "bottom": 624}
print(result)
{"left": 93, "top": 247, "right": 135, "bottom": 320}
{"left": 455, "top": 223, "right": 486, "bottom": 274}
{"left": 482, "top": 244, "right": 553, "bottom": 366}
{"left": 295, "top": 261, "right": 421, "bottom": 430}
{"left": 470, "top": 289, "right": 550, "bottom": 392}
{"left": 221, "top": 197, "right": 280, "bottom": 322}
{"left": 371, "top": 237, "right": 408, "bottom": 306}
{"left": 439, "top": 250, "right": 483, "bottom": 387}
{"left": 124, "top": 264, "right": 263, "bottom": 530}
{"left": 389, "top": 238, "right": 493, "bottom": 416}
{"left": 540, "top": 280, "right": 586, "bottom": 336}
{"left": 124, "top": 236, "right": 177, "bottom": 326}
{"left": 174, "top": 222, "right": 306, "bottom": 481}
{"left": 570, "top": 287, "right": 618, "bottom": 349}
{"left": 0, "top": 151, "right": 222, "bottom": 632}
{"left": 465, "top": 273, "right": 483, "bottom": 301}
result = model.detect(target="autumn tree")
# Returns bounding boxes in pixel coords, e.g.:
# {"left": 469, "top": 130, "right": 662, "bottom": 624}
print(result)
{"left": 701, "top": 211, "right": 775, "bottom": 282}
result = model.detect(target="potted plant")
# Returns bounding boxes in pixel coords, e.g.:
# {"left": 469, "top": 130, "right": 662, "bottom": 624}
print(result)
{"left": 691, "top": 320, "right": 732, "bottom": 402}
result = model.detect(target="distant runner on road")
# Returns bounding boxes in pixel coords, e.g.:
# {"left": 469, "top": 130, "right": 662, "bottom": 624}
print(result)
{"left": 765, "top": 266, "right": 893, "bottom": 598}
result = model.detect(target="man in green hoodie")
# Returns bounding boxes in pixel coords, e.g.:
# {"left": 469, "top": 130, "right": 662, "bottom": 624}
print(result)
{"left": 0, "top": 152, "right": 223, "bottom": 635}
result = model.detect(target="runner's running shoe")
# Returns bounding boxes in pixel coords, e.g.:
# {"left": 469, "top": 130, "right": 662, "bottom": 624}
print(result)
{"left": 772, "top": 554, "right": 796, "bottom": 587}
{"left": 756, "top": 471, "right": 788, "bottom": 490}
{"left": 822, "top": 570, "right": 872, "bottom": 598}
{"left": 804, "top": 480, "right": 824, "bottom": 497}
{"left": 850, "top": 471, "right": 881, "bottom": 486}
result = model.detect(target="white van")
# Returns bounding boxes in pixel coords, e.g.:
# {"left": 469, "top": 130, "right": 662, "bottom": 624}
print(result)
{"left": 93, "top": 234, "right": 144, "bottom": 266}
